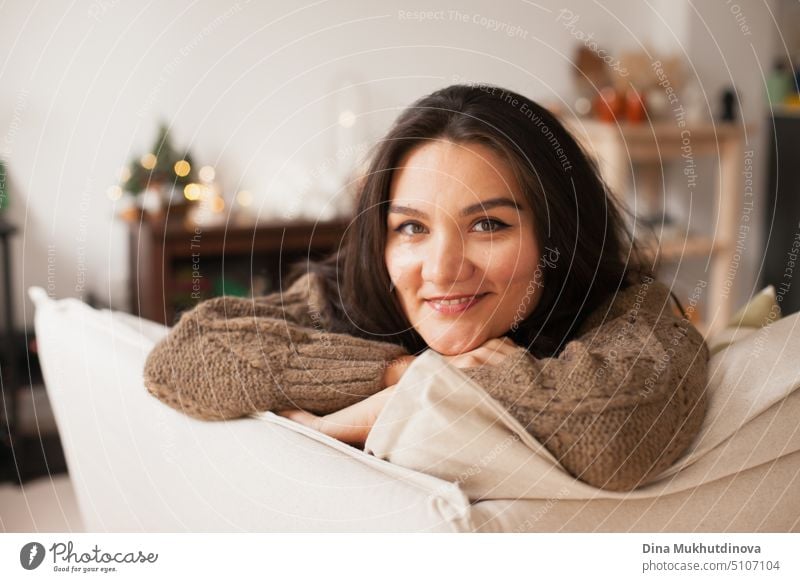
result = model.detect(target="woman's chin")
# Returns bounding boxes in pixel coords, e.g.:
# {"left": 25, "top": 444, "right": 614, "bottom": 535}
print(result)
{"left": 425, "top": 335, "right": 484, "bottom": 356}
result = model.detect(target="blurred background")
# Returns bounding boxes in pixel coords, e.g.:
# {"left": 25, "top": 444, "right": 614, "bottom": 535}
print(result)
{"left": 0, "top": 0, "right": 799, "bottom": 527}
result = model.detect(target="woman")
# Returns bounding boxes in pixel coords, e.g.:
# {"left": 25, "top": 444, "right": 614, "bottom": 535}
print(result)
{"left": 144, "top": 84, "right": 708, "bottom": 492}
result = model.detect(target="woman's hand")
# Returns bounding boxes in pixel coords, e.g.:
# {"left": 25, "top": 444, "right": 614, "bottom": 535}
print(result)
{"left": 276, "top": 385, "right": 397, "bottom": 449}
{"left": 278, "top": 353, "right": 415, "bottom": 447}
{"left": 439, "top": 337, "right": 520, "bottom": 368}
{"left": 276, "top": 339, "right": 516, "bottom": 446}
{"left": 382, "top": 354, "right": 416, "bottom": 388}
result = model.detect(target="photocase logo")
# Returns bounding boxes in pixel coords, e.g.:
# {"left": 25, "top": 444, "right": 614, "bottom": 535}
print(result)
{"left": 20, "top": 542, "right": 46, "bottom": 570}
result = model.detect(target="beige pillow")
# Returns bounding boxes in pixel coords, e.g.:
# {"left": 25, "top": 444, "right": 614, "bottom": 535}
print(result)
{"left": 708, "top": 286, "right": 781, "bottom": 356}
{"left": 365, "top": 292, "right": 800, "bottom": 501}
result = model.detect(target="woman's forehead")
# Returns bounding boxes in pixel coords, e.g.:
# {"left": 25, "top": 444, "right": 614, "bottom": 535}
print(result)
{"left": 396, "top": 140, "right": 511, "bottom": 175}
{"left": 390, "top": 141, "right": 522, "bottom": 203}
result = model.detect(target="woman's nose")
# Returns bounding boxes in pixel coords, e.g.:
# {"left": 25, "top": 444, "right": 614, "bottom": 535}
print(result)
{"left": 421, "top": 229, "right": 474, "bottom": 285}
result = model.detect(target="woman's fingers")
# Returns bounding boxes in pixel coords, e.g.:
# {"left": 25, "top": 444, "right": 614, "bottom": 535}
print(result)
{"left": 276, "top": 409, "right": 322, "bottom": 431}
{"left": 383, "top": 354, "right": 415, "bottom": 388}
{"left": 276, "top": 386, "right": 397, "bottom": 447}
{"left": 443, "top": 337, "right": 520, "bottom": 368}
{"left": 277, "top": 408, "right": 361, "bottom": 443}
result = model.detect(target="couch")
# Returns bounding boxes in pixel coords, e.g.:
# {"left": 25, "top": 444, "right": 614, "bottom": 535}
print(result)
{"left": 29, "top": 286, "right": 800, "bottom": 531}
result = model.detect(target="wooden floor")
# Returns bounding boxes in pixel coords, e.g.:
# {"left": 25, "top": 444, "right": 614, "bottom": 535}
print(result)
{"left": 1, "top": 432, "right": 68, "bottom": 485}
{"left": 1, "top": 379, "right": 68, "bottom": 484}
{"left": 0, "top": 473, "right": 84, "bottom": 532}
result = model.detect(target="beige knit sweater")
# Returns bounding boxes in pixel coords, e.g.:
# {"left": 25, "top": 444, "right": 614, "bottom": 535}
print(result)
{"left": 144, "top": 272, "right": 708, "bottom": 492}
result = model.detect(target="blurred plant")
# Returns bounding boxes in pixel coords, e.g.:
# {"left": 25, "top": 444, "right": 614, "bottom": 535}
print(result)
{"left": 0, "top": 159, "right": 8, "bottom": 212}
{"left": 122, "top": 122, "right": 196, "bottom": 196}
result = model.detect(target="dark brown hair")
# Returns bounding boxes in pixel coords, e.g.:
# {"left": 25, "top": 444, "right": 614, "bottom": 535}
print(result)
{"left": 290, "top": 83, "right": 651, "bottom": 358}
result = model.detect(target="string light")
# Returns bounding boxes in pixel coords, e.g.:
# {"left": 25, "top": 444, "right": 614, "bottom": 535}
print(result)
{"left": 140, "top": 153, "right": 157, "bottom": 170}
{"left": 199, "top": 165, "right": 215, "bottom": 183}
{"left": 184, "top": 183, "right": 201, "bottom": 201}
{"left": 174, "top": 160, "right": 191, "bottom": 177}
{"left": 106, "top": 185, "right": 123, "bottom": 200}
{"left": 235, "top": 190, "right": 252, "bottom": 207}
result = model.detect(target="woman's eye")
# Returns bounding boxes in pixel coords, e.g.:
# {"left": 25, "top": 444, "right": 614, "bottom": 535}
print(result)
{"left": 473, "top": 218, "right": 509, "bottom": 233}
{"left": 392, "top": 219, "right": 509, "bottom": 236}
{"left": 395, "top": 222, "right": 427, "bottom": 236}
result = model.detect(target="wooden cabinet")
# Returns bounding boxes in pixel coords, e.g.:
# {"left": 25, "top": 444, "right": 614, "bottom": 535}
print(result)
{"left": 127, "top": 211, "right": 349, "bottom": 325}
{"left": 563, "top": 119, "right": 746, "bottom": 334}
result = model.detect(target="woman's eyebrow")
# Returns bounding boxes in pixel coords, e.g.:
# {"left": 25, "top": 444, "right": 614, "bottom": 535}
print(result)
{"left": 388, "top": 197, "right": 523, "bottom": 219}
{"left": 460, "top": 197, "right": 523, "bottom": 216}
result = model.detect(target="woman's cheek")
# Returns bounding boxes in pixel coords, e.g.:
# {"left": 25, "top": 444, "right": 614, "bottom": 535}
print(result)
{"left": 385, "top": 244, "right": 418, "bottom": 286}
{"left": 484, "top": 243, "right": 543, "bottom": 321}
{"left": 483, "top": 246, "right": 532, "bottom": 286}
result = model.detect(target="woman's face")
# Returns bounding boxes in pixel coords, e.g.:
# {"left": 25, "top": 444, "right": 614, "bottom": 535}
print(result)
{"left": 384, "top": 140, "right": 543, "bottom": 356}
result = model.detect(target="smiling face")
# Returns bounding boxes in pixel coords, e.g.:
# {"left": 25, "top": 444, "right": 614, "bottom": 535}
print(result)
{"left": 384, "top": 140, "right": 543, "bottom": 356}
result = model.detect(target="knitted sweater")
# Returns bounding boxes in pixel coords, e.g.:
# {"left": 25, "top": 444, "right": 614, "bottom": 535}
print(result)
{"left": 143, "top": 272, "right": 708, "bottom": 492}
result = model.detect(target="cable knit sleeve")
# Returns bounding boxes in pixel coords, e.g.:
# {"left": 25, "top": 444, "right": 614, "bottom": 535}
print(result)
{"left": 460, "top": 281, "right": 708, "bottom": 492}
{"left": 143, "top": 273, "right": 409, "bottom": 420}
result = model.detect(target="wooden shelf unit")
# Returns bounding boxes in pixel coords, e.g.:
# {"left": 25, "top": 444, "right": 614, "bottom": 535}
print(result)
{"left": 127, "top": 210, "right": 349, "bottom": 325}
{"left": 563, "top": 119, "right": 745, "bottom": 335}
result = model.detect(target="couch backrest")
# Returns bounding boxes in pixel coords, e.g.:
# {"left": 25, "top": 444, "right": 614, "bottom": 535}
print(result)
{"left": 30, "top": 288, "right": 472, "bottom": 532}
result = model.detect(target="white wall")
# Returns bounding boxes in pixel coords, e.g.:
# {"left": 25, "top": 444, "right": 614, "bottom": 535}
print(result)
{"left": 0, "top": 0, "right": 779, "bottom": 328}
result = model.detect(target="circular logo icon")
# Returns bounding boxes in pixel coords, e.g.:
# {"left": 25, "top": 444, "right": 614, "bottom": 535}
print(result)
{"left": 20, "top": 542, "right": 46, "bottom": 570}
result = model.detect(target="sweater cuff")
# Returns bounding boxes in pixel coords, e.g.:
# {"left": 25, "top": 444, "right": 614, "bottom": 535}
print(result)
{"left": 276, "top": 336, "right": 409, "bottom": 415}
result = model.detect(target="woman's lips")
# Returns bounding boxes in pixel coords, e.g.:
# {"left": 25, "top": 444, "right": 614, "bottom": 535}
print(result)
{"left": 425, "top": 293, "right": 489, "bottom": 315}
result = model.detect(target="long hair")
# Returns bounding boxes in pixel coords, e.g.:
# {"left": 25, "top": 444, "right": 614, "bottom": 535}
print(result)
{"left": 289, "top": 83, "right": 651, "bottom": 358}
